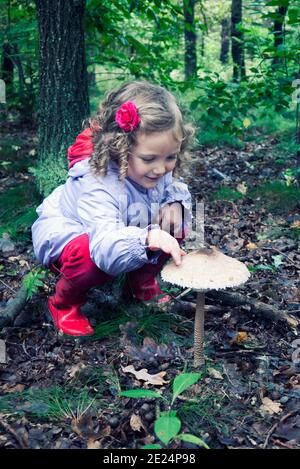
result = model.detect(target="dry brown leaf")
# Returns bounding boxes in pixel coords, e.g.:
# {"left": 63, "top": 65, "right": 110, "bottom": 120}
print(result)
{"left": 260, "top": 397, "right": 282, "bottom": 415}
{"left": 236, "top": 182, "right": 248, "bottom": 195}
{"left": 66, "top": 362, "right": 86, "bottom": 378}
{"left": 230, "top": 331, "right": 248, "bottom": 345}
{"left": 87, "top": 439, "right": 102, "bottom": 449}
{"left": 246, "top": 242, "right": 258, "bottom": 250}
{"left": 121, "top": 365, "right": 169, "bottom": 386}
{"left": 207, "top": 368, "right": 223, "bottom": 380}
{"left": 130, "top": 414, "right": 146, "bottom": 432}
{"left": 6, "top": 384, "right": 25, "bottom": 393}
{"left": 291, "top": 221, "right": 300, "bottom": 229}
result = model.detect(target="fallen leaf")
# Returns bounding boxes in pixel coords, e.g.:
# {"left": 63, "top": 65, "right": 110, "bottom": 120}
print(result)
{"left": 207, "top": 368, "right": 223, "bottom": 380}
{"left": 260, "top": 397, "right": 282, "bottom": 415}
{"left": 246, "top": 242, "right": 258, "bottom": 250}
{"left": 236, "top": 182, "right": 248, "bottom": 195}
{"left": 87, "top": 439, "right": 101, "bottom": 449}
{"left": 6, "top": 384, "right": 25, "bottom": 393}
{"left": 66, "top": 362, "right": 86, "bottom": 379}
{"left": 230, "top": 332, "right": 248, "bottom": 345}
{"left": 291, "top": 221, "right": 300, "bottom": 229}
{"left": 121, "top": 365, "right": 169, "bottom": 386}
{"left": 130, "top": 414, "right": 146, "bottom": 432}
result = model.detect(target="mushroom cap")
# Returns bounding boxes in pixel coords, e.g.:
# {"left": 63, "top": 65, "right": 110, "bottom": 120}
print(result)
{"left": 161, "top": 247, "right": 250, "bottom": 291}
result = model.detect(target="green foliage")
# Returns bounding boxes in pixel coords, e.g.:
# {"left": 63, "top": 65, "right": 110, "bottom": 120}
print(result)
{"left": 29, "top": 156, "right": 68, "bottom": 197}
{"left": 120, "top": 389, "right": 162, "bottom": 399}
{"left": 154, "top": 412, "right": 181, "bottom": 445}
{"left": 0, "top": 184, "right": 39, "bottom": 241}
{"left": 211, "top": 187, "right": 244, "bottom": 202}
{"left": 250, "top": 180, "right": 300, "bottom": 213}
{"left": 0, "top": 386, "right": 101, "bottom": 421}
{"left": 171, "top": 373, "right": 202, "bottom": 405}
{"left": 178, "top": 393, "right": 231, "bottom": 435}
{"left": 23, "top": 267, "right": 47, "bottom": 300}
{"left": 120, "top": 372, "right": 208, "bottom": 448}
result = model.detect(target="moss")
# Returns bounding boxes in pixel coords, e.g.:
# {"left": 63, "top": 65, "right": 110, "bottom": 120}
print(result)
{"left": 211, "top": 187, "right": 244, "bottom": 202}
{"left": 29, "top": 155, "right": 68, "bottom": 197}
{"left": 250, "top": 181, "right": 300, "bottom": 214}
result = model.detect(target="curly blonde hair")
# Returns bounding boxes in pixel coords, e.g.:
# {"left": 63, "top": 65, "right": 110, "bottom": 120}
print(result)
{"left": 88, "top": 80, "right": 194, "bottom": 179}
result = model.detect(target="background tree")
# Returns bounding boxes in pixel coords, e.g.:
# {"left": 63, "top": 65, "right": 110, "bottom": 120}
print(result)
{"left": 220, "top": 17, "right": 230, "bottom": 64}
{"left": 231, "top": 0, "right": 245, "bottom": 81}
{"left": 34, "top": 0, "right": 89, "bottom": 195}
{"left": 184, "top": 0, "right": 197, "bottom": 80}
{"left": 272, "top": 0, "right": 290, "bottom": 67}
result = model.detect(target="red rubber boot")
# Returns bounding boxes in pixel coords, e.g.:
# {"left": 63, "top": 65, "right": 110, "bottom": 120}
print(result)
{"left": 48, "top": 234, "right": 114, "bottom": 336}
{"left": 47, "top": 296, "right": 94, "bottom": 336}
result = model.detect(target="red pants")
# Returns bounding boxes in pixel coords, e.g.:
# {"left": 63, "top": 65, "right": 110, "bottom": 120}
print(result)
{"left": 50, "top": 233, "right": 184, "bottom": 306}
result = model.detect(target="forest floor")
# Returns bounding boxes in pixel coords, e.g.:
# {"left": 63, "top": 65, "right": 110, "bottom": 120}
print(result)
{"left": 0, "top": 120, "right": 299, "bottom": 449}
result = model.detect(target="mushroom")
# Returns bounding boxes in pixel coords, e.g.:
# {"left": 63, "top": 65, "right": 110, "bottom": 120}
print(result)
{"left": 161, "top": 246, "right": 250, "bottom": 367}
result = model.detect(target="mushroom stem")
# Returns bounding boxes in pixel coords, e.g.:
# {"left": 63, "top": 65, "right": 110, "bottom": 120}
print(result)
{"left": 194, "top": 291, "right": 205, "bottom": 367}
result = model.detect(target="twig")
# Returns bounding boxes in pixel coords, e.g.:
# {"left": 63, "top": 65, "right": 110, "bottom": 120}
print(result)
{"left": 261, "top": 247, "right": 299, "bottom": 268}
{"left": 0, "top": 279, "right": 17, "bottom": 294}
{"left": 175, "top": 288, "right": 192, "bottom": 300}
{"left": 263, "top": 410, "right": 298, "bottom": 449}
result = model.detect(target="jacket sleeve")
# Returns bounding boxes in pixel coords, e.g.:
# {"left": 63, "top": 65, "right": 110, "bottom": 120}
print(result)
{"left": 77, "top": 186, "right": 160, "bottom": 276}
{"left": 161, "top": 172, "right": 192, "bottom": 225}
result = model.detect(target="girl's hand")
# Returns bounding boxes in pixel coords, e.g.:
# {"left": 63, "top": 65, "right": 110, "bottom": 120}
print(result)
{"left": 157, "top": 202, "right": 183, "bottom": 237}
{"left": 146, "top": 229, "right": 186, "bottom": 266}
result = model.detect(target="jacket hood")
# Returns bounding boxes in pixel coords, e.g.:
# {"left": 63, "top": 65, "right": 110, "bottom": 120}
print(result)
{"left": 67, "top": 128, "right": 94, "bottom": 169}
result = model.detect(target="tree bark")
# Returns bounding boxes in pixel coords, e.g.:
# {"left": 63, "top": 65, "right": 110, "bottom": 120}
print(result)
{"left": 35, "top": 0, "right": 90, "bottom": 195}
{"left": 184, "top": 0, "right": 197, "bottom": 80}
{"left": 272, "top": 4, "right": 289, "bottom": 67}
{"left": 231, "top": 0, "right": 245, "bottom": 81}
{"left": 220, "top": 18, "right": 230, "bottom": 64}
{"left": 1, "top": 42, "right": 14, "bottom": 91}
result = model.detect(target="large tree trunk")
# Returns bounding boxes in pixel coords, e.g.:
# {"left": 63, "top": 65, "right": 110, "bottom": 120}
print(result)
{"left": 1, "top": 42, "right": 14, "bottom": 92}
{"left": 220, "top": 18, "right": 230, "bottom": 64}
{"left": 184, "top": 0, "right": 197, "bottom": 80}
{"left": 272, "top": 4, "right": 289, "bottom": 68}
{"left": 231, "top": 0, "right": 245, "bottom": 81}
{"left": 35, "top": 0, "right": 90, "bottom": 196}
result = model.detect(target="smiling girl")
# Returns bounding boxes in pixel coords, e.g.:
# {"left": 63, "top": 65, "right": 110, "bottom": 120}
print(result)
{"left": 32, "top": 81, "right": 194, "bottom": 336}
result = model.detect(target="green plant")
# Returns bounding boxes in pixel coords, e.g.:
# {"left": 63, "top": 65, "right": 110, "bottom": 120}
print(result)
{"left": 23, "top": 267, "right": 47, "bottom": 299}
{"left": 0, "top": 386, "right": 102, "bottom": 421}
{"left": 120, "top": 372, "right": 209, "bottom": 449}
{"left": 248, "top": 254, "right": 284, "bottom": 273}
{"left": 211, "top": 187, "right": 244, "bottom": 202}
{"left": 250, "top": 181, "right": 300, "bottom": 213}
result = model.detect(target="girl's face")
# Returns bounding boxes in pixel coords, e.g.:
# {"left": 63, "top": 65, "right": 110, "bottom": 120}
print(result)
{"left": 128, "top": 130, "right": 181, "bottom": 188}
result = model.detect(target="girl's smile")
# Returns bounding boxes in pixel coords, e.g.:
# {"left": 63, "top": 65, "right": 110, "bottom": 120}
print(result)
{"left": 128, "top": 130, "right": 181, "bottom": 188}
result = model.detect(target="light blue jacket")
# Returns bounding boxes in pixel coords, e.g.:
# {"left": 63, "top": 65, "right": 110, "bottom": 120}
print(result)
{"left": 32, "top": 159, "right": 191, "bottom": 276}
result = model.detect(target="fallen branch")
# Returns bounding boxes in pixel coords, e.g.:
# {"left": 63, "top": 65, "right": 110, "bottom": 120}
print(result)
{"left": 206, "top": 290, "right": 299, "bottom": 328}
{"left": 0, "top": 284, "right": 28, "bottom": 328}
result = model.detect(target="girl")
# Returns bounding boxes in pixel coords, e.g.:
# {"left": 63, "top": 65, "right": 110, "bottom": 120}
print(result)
{"left": 32, "top": 81, "right": 193, "bottom": 337}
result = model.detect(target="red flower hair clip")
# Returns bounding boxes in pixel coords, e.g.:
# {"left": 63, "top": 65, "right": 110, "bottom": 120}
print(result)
{"left": 115, "top": 101, "right": 141, "bottom": 132}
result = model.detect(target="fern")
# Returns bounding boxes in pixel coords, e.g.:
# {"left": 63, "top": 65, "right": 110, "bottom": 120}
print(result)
{"left": 23, "top": 267, "right": 47, "bottom": 300}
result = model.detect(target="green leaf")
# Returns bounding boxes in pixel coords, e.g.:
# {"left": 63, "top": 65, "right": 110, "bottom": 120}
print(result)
{"left": 171, "top": 373, "right": 202, "bottom": 404}
{"left": 119, "top": 389, "right": 162, "bottom": 399}
{"left": 154, "top": 415, "right": 181, "bottom": 445}
{"left": 176, "top": 433, "right": 210, "bottom": 449}
{"left": 272, "top": 255, "right": 283, "bottom": 269}
{"left": 141, "top": 444, "right": 162, "bottom": 449}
